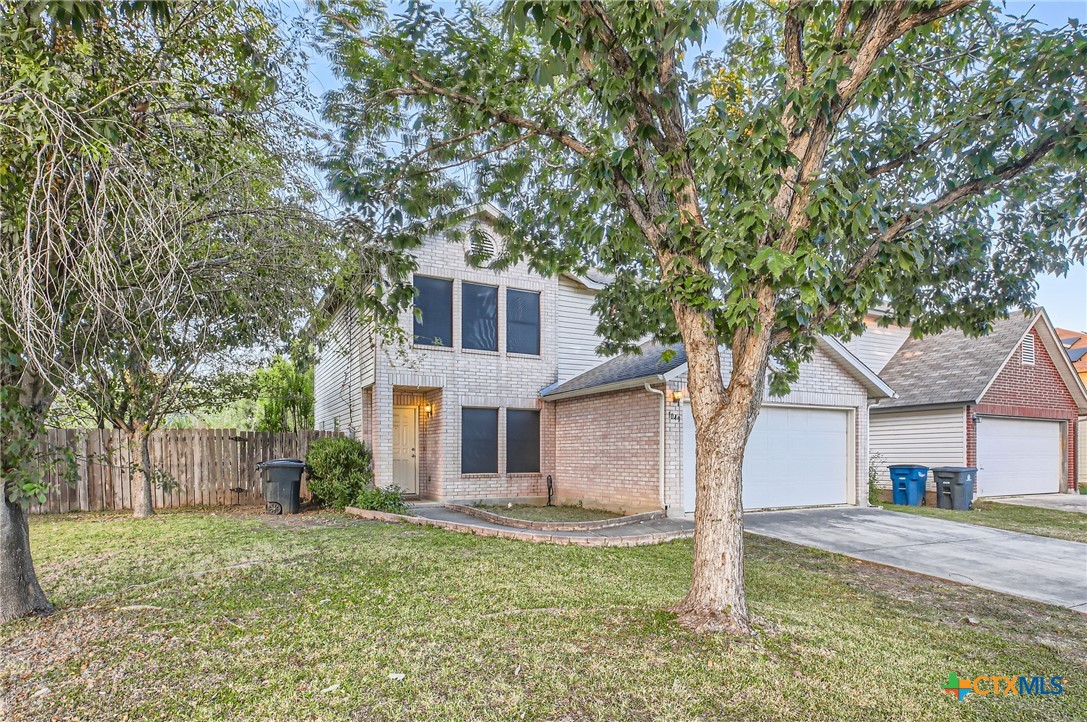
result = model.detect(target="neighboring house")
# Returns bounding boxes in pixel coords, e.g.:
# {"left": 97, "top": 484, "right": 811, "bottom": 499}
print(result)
{"left": 1056, "top": 327, "right": 1087, "bottom": 384}
{"left": 846, "top": 310, "right": 1087, "bottom": 498}
{"left": 313, "top": 207, "right": 892, "bottom": 515}
{"left": 1056, "top": 327, "right": 1087, "bottom": 489}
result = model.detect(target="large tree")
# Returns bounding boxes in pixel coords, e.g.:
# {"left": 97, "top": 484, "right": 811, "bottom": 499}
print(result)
{"left": 321, "top": 0, "right": 1087, "bottom": 633}
{"left": 1, "top": 1, "right": 330, "bottom": 620}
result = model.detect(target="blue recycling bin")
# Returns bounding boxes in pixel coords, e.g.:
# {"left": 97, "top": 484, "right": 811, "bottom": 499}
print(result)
{"left": 888, "top": 465, "right": 928, "bottom": 506}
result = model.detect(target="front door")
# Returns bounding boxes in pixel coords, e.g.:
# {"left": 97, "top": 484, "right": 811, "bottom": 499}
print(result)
{"left": 392, "top": 406, "right": 418, "bottom": 494}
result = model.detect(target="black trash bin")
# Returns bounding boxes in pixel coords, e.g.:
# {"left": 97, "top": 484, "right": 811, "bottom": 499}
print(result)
{"left": 931, "top": 467, "right": 977, "bottom": 511}
{"left": 257, "top": 458, "right": 305, "bottom": 515}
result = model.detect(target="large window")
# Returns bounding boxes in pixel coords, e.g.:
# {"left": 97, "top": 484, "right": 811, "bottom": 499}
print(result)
{"left": 506, "top": 289, "right": 540, "bottom": 355}
{"left": 461, "top": 408, "right": 498, "bottom": 474}
{"left": 506, "top": 409, "right": 540, "bottom": 473}
{"left": 413, "top": 276, "right": 452, "bottom": 347}
{"left": 462, "top": 282, "right": 498, "bottom": 351}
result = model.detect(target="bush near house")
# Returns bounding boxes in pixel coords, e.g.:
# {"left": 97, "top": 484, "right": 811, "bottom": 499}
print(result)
{"left": 305, "top": 436, "right": 373, "bottom": 510}
{"left": 305, "top": 436, "right": 407, "bottom": 513}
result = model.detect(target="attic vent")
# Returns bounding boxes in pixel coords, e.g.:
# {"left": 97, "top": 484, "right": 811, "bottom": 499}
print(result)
{"left": 1022, "top": 334, "right": 1036, "bottom": 366}
{"left": 465, "top": 228, "right": 498, "bottom": 267}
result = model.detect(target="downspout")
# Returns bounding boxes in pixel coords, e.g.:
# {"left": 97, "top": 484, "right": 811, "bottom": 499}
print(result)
{"left": 644, "top": 383, "right": 667, "bottom": 511}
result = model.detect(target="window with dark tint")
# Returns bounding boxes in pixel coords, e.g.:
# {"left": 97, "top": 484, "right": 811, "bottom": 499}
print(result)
{"left": 413, "top": 276, "right": 452, "bottom": 347}
{"left": 462, "top": 282, "right": 498, "bottom": 351}
{"left": 506, "top": 409, "right": 540, "bottom": 473}
{"left": 506, "top": 289, "right": 540, "bottom": 355}
{"left": 461, "top": 408, "right": 498, "bottom": 474}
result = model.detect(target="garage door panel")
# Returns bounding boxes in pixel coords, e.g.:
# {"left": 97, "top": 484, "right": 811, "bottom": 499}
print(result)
{"left": 976, "top": 417, "right": 1060, "bottom": 497}
{"left": 682, "top": 405, "right": 850, "bottom": 513}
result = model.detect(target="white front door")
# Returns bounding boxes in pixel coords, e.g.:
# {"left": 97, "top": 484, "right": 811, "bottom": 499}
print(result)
{"left": 976, "top": 417, "right": 1061, "bottom": 496}
{"left": 392, "top": 406, "right": 418, "bottom": 494}
{"left": 682, "top": 405, "right": 851, "bottom": 513}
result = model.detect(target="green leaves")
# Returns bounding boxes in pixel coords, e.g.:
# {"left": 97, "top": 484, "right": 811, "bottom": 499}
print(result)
{"left": 320, "top": 0, "right": 1087, "bottom": 389}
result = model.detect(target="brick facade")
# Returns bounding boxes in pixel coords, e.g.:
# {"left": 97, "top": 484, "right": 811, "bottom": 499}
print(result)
{"left": 552, "top": 385, "right": 665, "bottom": 514}
{"left": 317, "top": 216, "right": 880, "bottom": 510}
{"left": 966, "top": 327, "right": 1079, "bottom": 490}
{"left": 551, "top": 343, "right": 873, "bottom": 516}
{"left": 366, "top": 224, "right": 559, "bottom": 501}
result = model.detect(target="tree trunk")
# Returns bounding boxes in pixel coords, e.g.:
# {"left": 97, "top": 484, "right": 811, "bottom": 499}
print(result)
{"left": 0, "top": 495, "right": 52, "bottom": 622}
{"left": 0, "top": 362, "right": 56, "bottom": 622}
{"left": 670, "top": 302, "right": 772, "bottom": 635}
{"left": 130, "top": 426, "right": 154, "bottom": 518}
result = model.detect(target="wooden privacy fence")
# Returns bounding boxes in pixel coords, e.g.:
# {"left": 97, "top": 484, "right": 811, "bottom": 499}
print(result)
{"left": 29, "top": 429, "right": 342, "bottom": 514}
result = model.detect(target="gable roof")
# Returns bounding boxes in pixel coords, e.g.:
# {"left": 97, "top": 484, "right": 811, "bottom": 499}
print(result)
{"left": 874, "top": 309, "right": 1087, "bottom": 412}
{"left": 540, "top": 337, "right": 893, "bottom": 401}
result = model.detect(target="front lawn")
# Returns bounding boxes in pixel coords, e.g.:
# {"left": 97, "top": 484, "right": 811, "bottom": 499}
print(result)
{"left": 475, "top": 503, "right": 622, "bottom": 523}
{"left": 881, "top": 500, "right": 1087, "bottom": 543}
{"left": 2, "top": 509, "right": 1084, "bottom": 721}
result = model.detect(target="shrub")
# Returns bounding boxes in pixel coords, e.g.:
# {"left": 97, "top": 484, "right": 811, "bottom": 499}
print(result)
{"left": 354, "top": 484, "right": 409, "bottom": 514}
{"left": 868, "top": 452, "right": 886, "bottom": 506}
{"left": 305, "top": 436, "right": 373, "bottom": 510}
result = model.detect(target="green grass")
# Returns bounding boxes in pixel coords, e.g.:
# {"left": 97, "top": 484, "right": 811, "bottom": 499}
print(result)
{"left": 2, "top": 509, "right": 1085, "bottom": 721}
{"left": 475, "top": 503, "right": 622, "bottom": 523}
{"left": 881, "top": 500, "right": 1087, "bottom": 543}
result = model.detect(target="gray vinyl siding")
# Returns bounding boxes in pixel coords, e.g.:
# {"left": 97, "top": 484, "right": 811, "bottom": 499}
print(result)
{"left": 842, "top": 322, "right": 911, "bottom": 373}
{"left": 869, "top": 408, "right": 967, "bottom": 489}
{"left": 313, "top": 301, "right": 372, "bottom": 433}
{"left": 557, "top": 276, "right": 612, "bottom": 383}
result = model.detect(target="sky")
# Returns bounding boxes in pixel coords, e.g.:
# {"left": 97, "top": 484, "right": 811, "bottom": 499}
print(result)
{"left": 293, "top": 1, "right": 1087, "bottom": 331}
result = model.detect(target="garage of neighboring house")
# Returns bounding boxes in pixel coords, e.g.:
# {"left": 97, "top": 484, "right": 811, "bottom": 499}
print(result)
{"left": 870, "top": 309, "right": 1087, "bottom": 498}
{"left": 541, "top": 337, "right": 892, "bottom": 516}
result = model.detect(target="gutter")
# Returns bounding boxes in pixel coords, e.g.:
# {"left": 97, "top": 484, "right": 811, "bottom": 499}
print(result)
{"left": 644, "top": 383, "right": 667, "bottom": 511}
{"left": 541, "top": 374, "right": 666, "bottom": 402}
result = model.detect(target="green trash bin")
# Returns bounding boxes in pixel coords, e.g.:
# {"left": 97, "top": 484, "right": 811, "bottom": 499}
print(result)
{"left": 258, "top": 458, "right": 305, "bottom": 515}
{"left": 931, "top": 467, "right": 976, "bottom": 511}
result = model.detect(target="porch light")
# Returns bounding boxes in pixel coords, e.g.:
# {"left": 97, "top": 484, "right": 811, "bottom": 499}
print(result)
{"left": 671, "top": 389, "right": 686, "bottom": 404}
{"left": 423, "top": 401, "right": 433, "bottom": 418}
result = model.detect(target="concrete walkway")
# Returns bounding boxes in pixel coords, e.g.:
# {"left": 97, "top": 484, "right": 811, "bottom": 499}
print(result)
{"left": 745, "top": 507, "right": 1087, "bottom": 612}
{"left": 991, "top": 493, "right": 1087, "bottom": 514}
{"left": 346, "top": 505, "right": 694, "bottom": 546}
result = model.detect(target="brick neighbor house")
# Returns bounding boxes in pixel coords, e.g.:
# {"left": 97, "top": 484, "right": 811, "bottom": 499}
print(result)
{"left": 845, "top": 309, "right": 1087, "bottom": 498}
{"left": 313, "top": 207, "right": 892, "bottom": 516}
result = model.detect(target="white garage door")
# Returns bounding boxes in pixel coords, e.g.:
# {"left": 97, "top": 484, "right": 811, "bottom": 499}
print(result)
{"left": 682, "top": 405, "right": 850, "bottom": 513}
{"left": 976, "top": 417, "right": 1062, "bottom": 497}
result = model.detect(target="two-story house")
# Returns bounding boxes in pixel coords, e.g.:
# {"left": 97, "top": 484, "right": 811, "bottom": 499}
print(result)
{"left": 314, "top": 206, "right": 893, "bottom": 516}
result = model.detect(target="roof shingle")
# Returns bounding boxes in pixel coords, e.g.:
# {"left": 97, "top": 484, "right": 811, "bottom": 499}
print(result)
{"left": 874, "top": 310, "right": 1037, "bottom": 410}
{"left": 541, "top": 341, "right": 685, "bottom": 397}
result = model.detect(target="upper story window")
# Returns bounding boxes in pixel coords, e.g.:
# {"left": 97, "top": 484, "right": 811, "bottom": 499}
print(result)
{"left": 1022, "top": 333, "right": 1036, "bottom": 365}
{"left": 462, "top": 282, "right": 498, "bottom": 352}
{"left": 413, "top": 276, "right": 453, "bottom": 347}
{"left": 507, "top": 288, "right": 540, "bottom": 355}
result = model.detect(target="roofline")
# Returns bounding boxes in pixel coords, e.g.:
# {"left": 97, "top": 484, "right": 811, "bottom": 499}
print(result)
{"left": 974, "top": 309, "right": 1087, "bottom": 413}
{"left": 1035, "top": 309, "right": 1087, "bottom": 411}
{"left": 817, "top": 335, "right": 896, "bottom": 399}
{"left": 540, "top": 374, "right": 667, "bottom": 401}
{"left": 560, "top": 272, "right": 608, "bottom": 290}
{"left": 871, "top": 401, "right": 970, "bottom": 414}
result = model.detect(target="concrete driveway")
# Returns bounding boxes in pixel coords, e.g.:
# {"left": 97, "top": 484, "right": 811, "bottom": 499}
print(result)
{"left": 745, "top": 507, "right": 1087, "bottom": 612}
{"left": 991, "top": 493, "right": 1087, "bottom": 514}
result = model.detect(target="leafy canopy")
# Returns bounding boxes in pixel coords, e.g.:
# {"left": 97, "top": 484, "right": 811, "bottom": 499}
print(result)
{"left": 322, "top": 0, "right": 1086, "bottom": 389}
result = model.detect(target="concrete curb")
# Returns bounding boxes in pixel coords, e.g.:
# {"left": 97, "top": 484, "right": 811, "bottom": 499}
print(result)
{"left": 344, "top": 507, "right": 692, "bottom": 547}
{"left": 442, "top": 504, "right": 665, "bottom": 531}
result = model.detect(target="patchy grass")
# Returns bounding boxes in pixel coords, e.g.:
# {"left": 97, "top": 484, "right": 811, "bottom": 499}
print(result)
{"left": 475, "top": 503, "right": 622, "bottom": 523}
{"left": 2, "top": 509, "right": 1085, "bottom": 722}
{"left": 882, "top": 500, "right": 1087, "bottom": 543}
